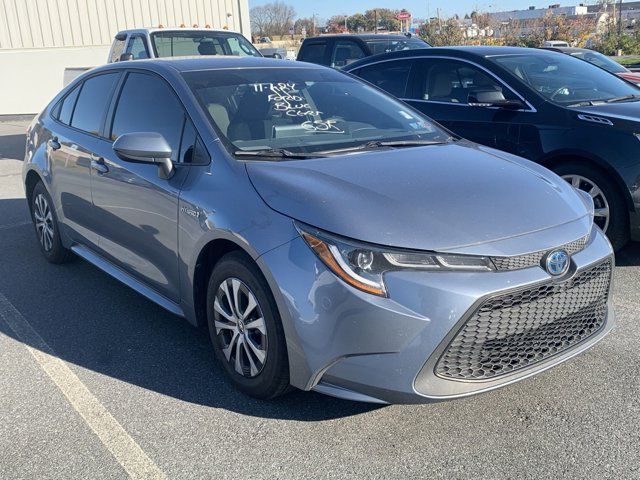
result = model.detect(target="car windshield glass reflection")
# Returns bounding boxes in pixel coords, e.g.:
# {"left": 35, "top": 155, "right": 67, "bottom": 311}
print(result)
{"left": 183, "top": 68, "right": 451, "bottom": 157}
{"left": 491, "top": 53, "right": 640, "bottom": 105}
{"left": 570, "top": 51, "right": 627, "bottom": 74}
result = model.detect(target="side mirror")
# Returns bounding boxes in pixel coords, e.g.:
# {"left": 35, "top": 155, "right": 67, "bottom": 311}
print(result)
{"left": 468, "top": 90, "right": 525, "bottom": 110}
{"left": 118, "top": 52, "right": 134, "bottom": 62}
{"left": 113, "top": 132, "right": 174, "bottom": 179}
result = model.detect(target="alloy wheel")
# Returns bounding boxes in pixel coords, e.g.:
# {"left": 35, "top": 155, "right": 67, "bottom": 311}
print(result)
{"left": 213, "top": 277, "right": 268, "bottom": 378}
{"left": 33, "top": 193, "right": 54, "bottom": 252}
{"left": 562, "top": 174, "right": 610, "bottom": 232}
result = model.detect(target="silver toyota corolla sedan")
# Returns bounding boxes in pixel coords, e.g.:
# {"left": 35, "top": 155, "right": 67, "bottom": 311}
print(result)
{"left": 23, "top": 57, "right": 614, "bottom": 404}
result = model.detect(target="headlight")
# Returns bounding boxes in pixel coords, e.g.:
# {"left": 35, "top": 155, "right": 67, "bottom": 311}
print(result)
{"left": 297, "top": 223, "right": 495, "bottom": 297}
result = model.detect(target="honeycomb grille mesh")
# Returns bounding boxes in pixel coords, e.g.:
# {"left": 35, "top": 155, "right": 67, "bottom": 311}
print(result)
{"left": 435, "top": 260, "right": 612, "bottom": 381}
{"left": 491, "top": 235, "right": 589, "bottom": 271}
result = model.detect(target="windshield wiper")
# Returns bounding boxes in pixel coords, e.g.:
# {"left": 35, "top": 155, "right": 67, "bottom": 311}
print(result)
{"left": 317, "top": 138, "right": 452, "bottom": 155}
{"left": 234, "top": 148, "right": 324, "bottom": 160}
{"left": 606, "top": 94, "right": 640, "bottom": 103}
{"left": 567, "top": 100, "right": 597, "bottom": 107}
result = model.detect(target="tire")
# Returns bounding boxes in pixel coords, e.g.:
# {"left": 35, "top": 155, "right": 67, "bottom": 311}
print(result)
{"left": 30, "top": 181, "right": 72, "bottom": 264}
{"left": 553, "top": 162, "right": 629, "bottom": 251}
{"left": 206, "top": 251, "right": 290, "bottom": 399}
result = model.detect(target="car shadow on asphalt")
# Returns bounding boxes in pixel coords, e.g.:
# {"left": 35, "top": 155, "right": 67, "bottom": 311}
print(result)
{"left": 0, "top": 134, "right": 26, "bottom": 161}
{"left": 615, "top": 241, "right": 640, "bottom": 267}
{"left": 0, "top": 206, "right": 382, "bottom": 421}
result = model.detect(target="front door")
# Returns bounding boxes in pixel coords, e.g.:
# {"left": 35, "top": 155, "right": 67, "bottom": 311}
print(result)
{"left": 90, "top": 71, "right": 190, "bottom": 302}
{"left": 404, "top": 58, "right": 532, "bottom": 156}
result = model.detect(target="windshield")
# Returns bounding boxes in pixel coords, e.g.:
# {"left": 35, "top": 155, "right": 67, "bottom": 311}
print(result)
{"left": 491, "top": 52, "right": 639, "bottom": 105}
{"left": 151, "top": 31, "right": 261, "bottom": 58}
{"left": 183, "top": 68, "right": 451, "bottom": 157}
{"left": 365, "top": 38, "right": 429, "bottom": 55}
{"left": 569, "top": 50, "right": 627, "bottom": 74}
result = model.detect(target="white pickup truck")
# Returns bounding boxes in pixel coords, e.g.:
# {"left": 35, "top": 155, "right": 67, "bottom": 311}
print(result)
{"left": 107, "top": 27, "right": 262, "bottom": 62}
{"left": 64, "top": 27, "right": 262, "bottom": 85}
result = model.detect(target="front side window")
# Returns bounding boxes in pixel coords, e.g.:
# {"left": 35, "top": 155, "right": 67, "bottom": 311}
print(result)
{"left": 413, "top": 59, "right": 518, "bottom": 105}
{"left": 356, "top": 60, "right": 413, "bottom": 98}
{"left": 151, "top": 31, "right": 261, "bottom": 58}
{"left": 126, "top": 36, "right": 149, "bottom": 59}
{"left": 491, "top": 53, "right": 640, "bottom": 105}
{"left": 110, "top": 72, "right": 185, "bottom": 162}
{"left": 331, "top": 41, "right": 365, "bottom": 68}
{"left": 183, "top": 67, "right": 451, "bottom": 156}
{"left": 70, "top": 73, "right": 120, "bottom": 136}
{"left": 365, "top": 38, "right": 430, "bottom": 55}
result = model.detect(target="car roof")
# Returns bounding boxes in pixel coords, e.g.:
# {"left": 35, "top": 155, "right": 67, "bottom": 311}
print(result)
{"left": 91, "top": 56, "right": 325, "bottom": 75}
{"left": 343, "top": 45, "right": 561, "bottom": 70}
{"left": 541, "top": 47, "right": 592, "bottom": 54}
{"left": 116, "top": 27, "right": 240, "bottom": 36}
{"left": 303, "top": 34, "right": 419, "bottom": 41}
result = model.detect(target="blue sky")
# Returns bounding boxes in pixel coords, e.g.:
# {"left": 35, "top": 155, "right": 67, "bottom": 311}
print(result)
{"left": 248, "top": 1, "right": 560, "bottom": 20}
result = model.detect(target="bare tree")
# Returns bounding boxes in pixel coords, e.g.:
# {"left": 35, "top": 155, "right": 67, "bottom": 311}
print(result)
{"left": 250, "top": 2, "right": 296, "bottom": 38}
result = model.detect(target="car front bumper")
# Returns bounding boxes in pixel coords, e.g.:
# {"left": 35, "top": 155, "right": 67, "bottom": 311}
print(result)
{"left": 258, "top": 227, "right": 615, "bottom": 404}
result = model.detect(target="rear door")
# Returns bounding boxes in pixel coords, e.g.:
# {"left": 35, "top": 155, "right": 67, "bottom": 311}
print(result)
{"left": 48, "top": 72, "right": 121, "bottom": 247}
{"left": 90, "top": 71, "right": 191, "bottom": 302}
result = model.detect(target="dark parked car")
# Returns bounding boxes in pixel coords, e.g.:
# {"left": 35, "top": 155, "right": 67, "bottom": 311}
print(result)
{"left": 297, "top": 34, "right": 430, "bottom": 68}
{"left": 542, "top": 47, "right": 640, "bottom": 86}
{"left": 346, "top": 46, "right": 640, "bottom": 249}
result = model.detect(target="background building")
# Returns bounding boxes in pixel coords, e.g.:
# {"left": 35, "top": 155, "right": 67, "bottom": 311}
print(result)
{"left": 0, "top": 0, "right": 250, "bottom": 115}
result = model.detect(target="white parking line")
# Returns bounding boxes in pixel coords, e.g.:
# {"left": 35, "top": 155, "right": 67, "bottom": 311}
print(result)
{"left": 0, "top": 293, "right": 167, "bottom": 480}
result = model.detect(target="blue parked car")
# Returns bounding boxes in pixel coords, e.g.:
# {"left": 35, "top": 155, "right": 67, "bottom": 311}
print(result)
{"left": 23, "top": 57, "right": 614, "bottom": 403}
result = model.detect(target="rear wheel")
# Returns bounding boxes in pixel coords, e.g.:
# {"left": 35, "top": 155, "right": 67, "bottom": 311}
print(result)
{"left": 30, "top": 181, "right": 71, "bottom": 264}
{"left": 206, "top": 252, "right": 290, "bottom": 399}
{"left": 553, "top": 162, "right": 629, "bottom": 251}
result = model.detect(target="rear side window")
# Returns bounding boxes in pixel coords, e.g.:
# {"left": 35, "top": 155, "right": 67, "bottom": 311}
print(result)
{"left": 70, "top": 73, "right": 120, "bottom": 135}
{"left": 356, "top": 60, "right": 413, "bottom": 97}
{"left": 110, "top": 72, "right": 185, "bottom": 162}
{"left": 300, "top": 42, "right": 327, "bottom": 65}
{"left": 110, "top": 37, "right": 126, "bottom": 62}
{"left": 56, "top": 85, "right": 81, "bottom": 125}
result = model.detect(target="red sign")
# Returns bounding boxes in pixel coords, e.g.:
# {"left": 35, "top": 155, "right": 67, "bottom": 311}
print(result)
{"left": 396, "top": 12, "right": 411, "bottom": 20}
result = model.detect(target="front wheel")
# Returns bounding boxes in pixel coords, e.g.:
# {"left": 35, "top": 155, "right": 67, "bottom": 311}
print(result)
{"left": 206, "top": 252, "right": 290, "bottom": 399}
{"left": 553, "top": 162, "right": 629, "bottom": 251}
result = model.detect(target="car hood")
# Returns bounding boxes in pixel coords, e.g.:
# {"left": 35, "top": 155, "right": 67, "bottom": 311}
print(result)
{"left": 574, "top": 99, "right": 640, "bottom": 121}
{"left": 246, "top": 142, "right": 590, "bottom": 252}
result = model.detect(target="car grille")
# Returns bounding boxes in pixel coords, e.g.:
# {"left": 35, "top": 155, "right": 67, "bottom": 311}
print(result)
{"left": 490, "top": 235, "right": 589, "bottom": 271}
{"left": 435, "top": 260, "right": 612, "bottom": 381}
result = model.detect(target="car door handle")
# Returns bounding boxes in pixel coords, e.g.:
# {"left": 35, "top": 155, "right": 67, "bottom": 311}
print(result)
{"left": 48, "top": 137, "right": 61, "bottom": 150}
{"left": 91, "top": 157, "right": 109, "bottom": 174}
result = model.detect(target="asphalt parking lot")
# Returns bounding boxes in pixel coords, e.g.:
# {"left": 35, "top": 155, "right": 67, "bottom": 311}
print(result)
{"left": 0, "top": 119, "right": 639, "bottom": 479}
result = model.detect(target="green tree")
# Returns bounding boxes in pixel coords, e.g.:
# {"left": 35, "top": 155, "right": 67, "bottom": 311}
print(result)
{"left": 364, "top": 9, "right": 400, "bottom": 32}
